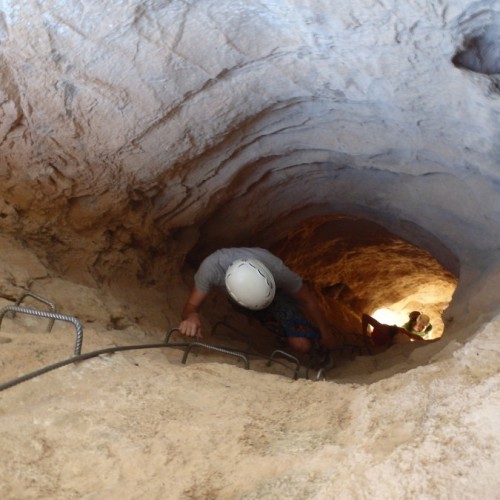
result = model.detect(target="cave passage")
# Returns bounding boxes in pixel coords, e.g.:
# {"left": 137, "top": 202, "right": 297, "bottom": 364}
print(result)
{"left": 270, "top": 214, "right": 458, "bottom": 340}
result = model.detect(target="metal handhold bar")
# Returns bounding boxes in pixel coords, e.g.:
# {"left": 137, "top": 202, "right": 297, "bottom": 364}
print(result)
{"left": 0, "top": 305, "right": 83, "bottom": 356}
{"left": 164, "top": 327, "right": 182, "bottom": 344}
{"left": 13, "top": 291, "right": 57, "bottom": 332}
{"left": 181, "top": 342, "right": 250, "bottom": 369}
{"left": 316, "top": 367, "right": 328, "bottom": 382}
{"left": 267, "top": 349, "right": 300, "bottom": 380}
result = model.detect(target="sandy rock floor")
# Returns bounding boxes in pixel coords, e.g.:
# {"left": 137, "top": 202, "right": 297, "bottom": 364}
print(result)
{"left": 1, "top": 313, "right": 500, "bottom": 499}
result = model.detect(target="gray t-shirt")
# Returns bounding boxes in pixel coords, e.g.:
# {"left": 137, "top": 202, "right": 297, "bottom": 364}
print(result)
{"left": 194, "top": 247, "right": 303, "bottom": 294}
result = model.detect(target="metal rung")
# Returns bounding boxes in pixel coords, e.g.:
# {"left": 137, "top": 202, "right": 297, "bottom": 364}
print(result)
{"left": 181, "top": 342, "right": 250, "bottom": 369}
{"left": 164, "top": 327, "right": 182, "bottom": 344}
{"left": 13, "top": 291, "right": 57, "bottom": 332}
{"left": 268, "top": 349, "right": 300, "bottom": 380}
{"left": 0, "top": 305, "right": 83, "bottom": 356}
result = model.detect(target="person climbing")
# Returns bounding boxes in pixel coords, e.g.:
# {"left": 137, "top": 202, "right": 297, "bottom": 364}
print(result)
{"left": 179, "top": 247, "right": 340, "bottom": 353}
{"left": 361, "top": 313, "right": 430, "bottom": 348}
{"left": 402, "top": 311, "right": 432, "bottom": 338}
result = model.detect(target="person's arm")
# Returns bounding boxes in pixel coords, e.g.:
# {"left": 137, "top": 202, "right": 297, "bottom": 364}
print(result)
{"left": 292, "top": 283, "right": 340, "bottom": 349}
{"left": 397, "top": 328, "right": 440, "bottom": 343}
{"left": 362, "top": 313, "right": 381, "bottom": 336}
{"left": 179, "top": 287, "right": 208, "bottom": 338}
{"left": 400, "top": 329, "right": 426, "bottom": 341}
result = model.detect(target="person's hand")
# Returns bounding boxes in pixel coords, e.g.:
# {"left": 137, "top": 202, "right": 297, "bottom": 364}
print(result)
{"left": 179, "top": 313, "right": 203, "bottom": 339}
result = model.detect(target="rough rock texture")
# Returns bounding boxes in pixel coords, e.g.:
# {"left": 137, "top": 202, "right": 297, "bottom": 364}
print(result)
{"left": 0, "top": 0, "right": 499, "bottom": 498}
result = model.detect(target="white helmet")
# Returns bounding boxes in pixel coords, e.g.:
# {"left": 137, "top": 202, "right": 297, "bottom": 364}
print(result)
{"left": 225, "top": 258, "right": 276, "bottom": 310}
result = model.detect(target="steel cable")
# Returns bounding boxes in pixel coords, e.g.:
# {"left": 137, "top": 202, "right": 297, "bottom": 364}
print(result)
{"left": 0, "top": 342, "right": 190, "bottom": 392}
{"left": 0, "top": 338, "right": 309, "bottom": 392}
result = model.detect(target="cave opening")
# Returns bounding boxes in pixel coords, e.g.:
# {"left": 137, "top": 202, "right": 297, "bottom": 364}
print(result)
{"left": 186, "top": 213, "right": 458, "bottom": 357}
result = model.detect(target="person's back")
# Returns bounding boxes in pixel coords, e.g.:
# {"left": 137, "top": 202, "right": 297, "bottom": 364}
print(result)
{"left": 371, "top": 324, "right": 399, "bottom": 347}
{"left": 362, "top": 314, "right": 398, "bottom": 347}
{"left": 194, "top": 247, "right": 303, "bottom": 296}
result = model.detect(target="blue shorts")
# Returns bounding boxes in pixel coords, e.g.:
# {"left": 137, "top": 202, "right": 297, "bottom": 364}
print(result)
{"left": 268, "top": 292, "right": 321, "bottom": 340}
